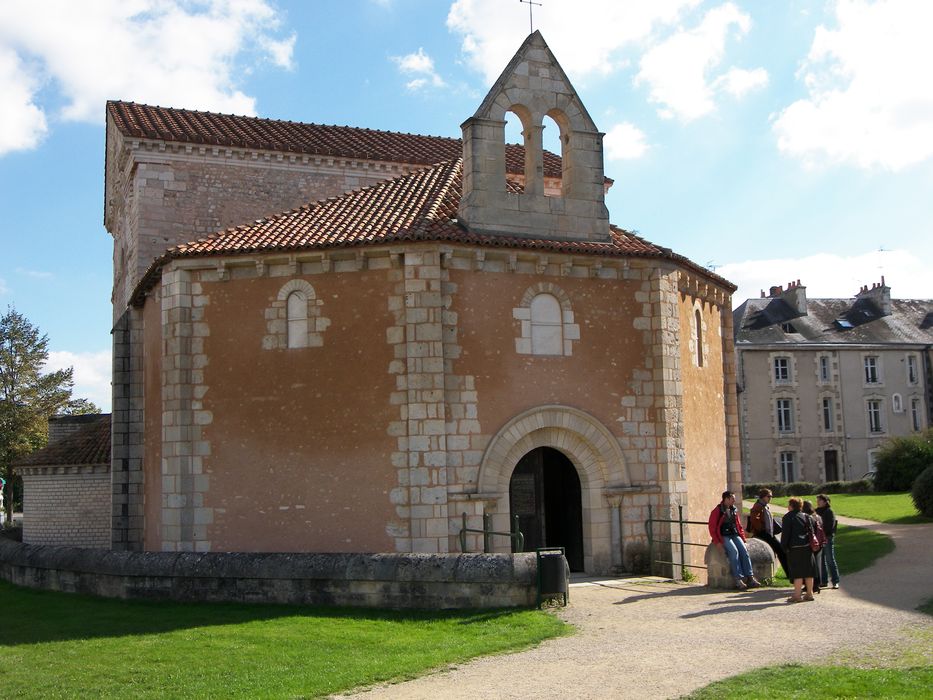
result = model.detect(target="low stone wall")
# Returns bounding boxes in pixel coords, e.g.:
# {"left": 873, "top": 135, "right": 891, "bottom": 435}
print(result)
{"left": 704, "top": 538, "right": 776, "bottom": 589}
{"left": 0, "top": 540, "right": 542, "bottom": 609}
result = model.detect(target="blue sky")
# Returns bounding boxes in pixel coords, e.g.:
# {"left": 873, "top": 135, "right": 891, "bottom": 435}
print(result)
{"left": 1, "top": 0, "right": 931, "bottom": 411}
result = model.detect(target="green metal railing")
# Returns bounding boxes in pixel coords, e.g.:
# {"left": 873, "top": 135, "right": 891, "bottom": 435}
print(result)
{"left": 644, "top": 504, "right": 708, "bottom": 577}
{"left": 458, "top": 512, "right": 524, "bottom": 553}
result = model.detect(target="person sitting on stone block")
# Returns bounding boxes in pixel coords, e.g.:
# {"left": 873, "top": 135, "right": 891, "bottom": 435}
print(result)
{"left": 708, "top": 490, "right": 761, "bottom": 590}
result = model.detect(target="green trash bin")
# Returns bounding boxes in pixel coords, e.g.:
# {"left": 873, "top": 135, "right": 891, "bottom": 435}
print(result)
{"left": 536, "top": 547, "right": 568, "bottom": 607}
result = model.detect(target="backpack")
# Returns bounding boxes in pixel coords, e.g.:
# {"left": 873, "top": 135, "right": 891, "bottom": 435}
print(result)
{"left": 747, "top": 502, "right": 764, "bottom": 535}
{"left": 813, "top": 515, "right": 827, "bottom": 546}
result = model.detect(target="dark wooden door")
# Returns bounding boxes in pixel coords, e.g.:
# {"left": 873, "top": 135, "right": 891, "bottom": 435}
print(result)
{"left": 508, "top": 447, "right": 585, "bottom": 571}
{"left": 824, "top": 450, "right": 839, "bottom": 482}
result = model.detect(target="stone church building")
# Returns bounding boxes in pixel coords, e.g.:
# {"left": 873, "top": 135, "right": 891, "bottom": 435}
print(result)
{"left": 103, "top": 33, "right": 739, "bottom": 574}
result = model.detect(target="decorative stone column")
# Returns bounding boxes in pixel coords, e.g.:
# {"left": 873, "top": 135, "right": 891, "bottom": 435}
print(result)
{"left": 160, "top": 266, "right": 212, "bottom": 552}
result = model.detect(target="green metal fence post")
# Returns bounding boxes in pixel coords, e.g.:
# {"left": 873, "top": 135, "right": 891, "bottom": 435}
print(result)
{"left": 646, "top": 504, "right": 654, "bottom": 576}
{"left": 678, "top": 504, "right": 686, "bottom": 580}
{"left": 460, "top": 512, "right": 468, "bottom": 553}
{"left": 483, "top": 512, "right": 491, "bottom": 553}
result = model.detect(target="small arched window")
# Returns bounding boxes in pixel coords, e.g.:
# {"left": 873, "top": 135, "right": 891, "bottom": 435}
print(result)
{"left": 694, "top": 309, "right": 704, "bottom": 367}
{"left": 286, "top": 291, "right": 308, "bottom": 348}
{"left": 530, "top": 293, "right": 563, "bottom": 355}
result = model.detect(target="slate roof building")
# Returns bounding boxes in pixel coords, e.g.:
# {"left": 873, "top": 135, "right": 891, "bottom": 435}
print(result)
{"left": 99, "top": 32, "right": 739, "bottom": 575}
{"left": 734, "top": 279, "right": 933, "bottom": 485}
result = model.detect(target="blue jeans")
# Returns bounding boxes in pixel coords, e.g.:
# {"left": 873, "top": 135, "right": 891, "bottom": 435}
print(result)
{"left": 821, "top": 535, "right": 840, "bottom": 585}
{"left": 722, "top": 535, "right": 753, "bottom": 579}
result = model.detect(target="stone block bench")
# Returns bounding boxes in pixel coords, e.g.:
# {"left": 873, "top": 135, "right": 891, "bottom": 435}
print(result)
{"left": 704, "top": 537, "right": 776, "bottom": 589}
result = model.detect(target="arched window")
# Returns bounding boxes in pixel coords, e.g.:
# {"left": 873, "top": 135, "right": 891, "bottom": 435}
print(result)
{"left": 694, "top": 309, "right": 704, "bottom": 367}
{"left": 286, "top": 291, "right": 308, "bottom": 348}
{"left": 530, "top": 293, "right": 563, "bottom": 355}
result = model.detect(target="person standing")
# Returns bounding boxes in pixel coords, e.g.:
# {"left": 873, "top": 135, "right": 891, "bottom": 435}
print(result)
{"left": 747, "top": 488, "right": 788, "bottom": 574}
{"left": 780, "top": 497, "right": 816, "bottom": 603}
{"left": 802, "top": 500, "right": 825, "bottom": 594}
{"left": 816, "top": 494, "right": 840, "bottom": 589}
{"left": 708, "top": 491, "right": 761, "bottom": 590}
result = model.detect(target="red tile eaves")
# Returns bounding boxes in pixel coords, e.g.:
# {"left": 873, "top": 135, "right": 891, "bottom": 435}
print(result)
{"left": 129, "top": 159, "right": 733, "bottom": 306}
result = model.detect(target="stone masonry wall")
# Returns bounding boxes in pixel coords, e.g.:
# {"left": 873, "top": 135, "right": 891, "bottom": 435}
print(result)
{"left": 111, "top": 307, "right": 145, "bottom": 550}
{"left": 105, "top": 120, "right": 425, "bottom": 315}
{"left": 0, "top": 540, "right": 541, "bottom": 610}
{"left": 21, "top": 469, "right": 111, "bottom": 548}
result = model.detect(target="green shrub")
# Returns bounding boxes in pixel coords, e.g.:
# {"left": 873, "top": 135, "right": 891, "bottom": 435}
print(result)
{"left": 874, "top": 429, "right": 933, "bottom": 491}
{"left": 817, "top": 481, "right": 849, "bottom": 494}
{"left": 743, "top": 482, "right": 787, "bottom": 499}
{"left": 912, "top": 465, "right": 933, "bottom": 518}
{"left": 786, "top": 481, "right": 817, "bottom": 496}
{"left": 846, "top": 479, "right": 873, "bottom": 493}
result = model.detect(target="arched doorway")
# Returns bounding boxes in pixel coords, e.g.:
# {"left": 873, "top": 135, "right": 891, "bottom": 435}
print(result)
{"left": 509, "top": 447, "right": 585, "bottom": 571}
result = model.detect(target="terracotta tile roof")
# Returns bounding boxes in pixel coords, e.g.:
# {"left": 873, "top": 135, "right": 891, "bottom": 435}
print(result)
{"left": 14, "top": 414, "right": 111, "bottom": 468}
{"left": 107, "top": 101, "right": 570, "bottom": 180}
{"left": 132, "top": 159, "right": 732, "bottom": 304}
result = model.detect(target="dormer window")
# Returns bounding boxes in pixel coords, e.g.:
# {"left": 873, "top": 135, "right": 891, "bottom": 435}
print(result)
{"left": 780, "top": 322, "right": 795, "bottom": 333}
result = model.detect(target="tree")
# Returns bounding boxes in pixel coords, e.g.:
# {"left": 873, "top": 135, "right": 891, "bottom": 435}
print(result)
{"left": 0, "top": 307, "right": 75, "bottom": 522}
{"left": 874, "top": 429, "right": 933, "bottom": 492}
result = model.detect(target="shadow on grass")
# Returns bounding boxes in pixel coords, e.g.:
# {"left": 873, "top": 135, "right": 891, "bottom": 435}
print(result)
{"left": 0, "top": 579, "right": 520, "bottom": 647}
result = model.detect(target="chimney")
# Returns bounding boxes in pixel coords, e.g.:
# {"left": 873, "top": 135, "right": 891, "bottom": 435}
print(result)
{"left": 47, "top": 414, "right": 102, "bottom": 444}
{"left": 782, "top": 280, "right": 808, "bottom": 316}
{"left": 856, "top": 276, "right": 892, "bottom": 315}
{"left": 767, "top": 280, "right": 808, "bottom": 316}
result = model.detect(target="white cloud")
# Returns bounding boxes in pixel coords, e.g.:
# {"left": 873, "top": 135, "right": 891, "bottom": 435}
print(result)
{"left": 44, "top": 349, "right": 112, "bottom": 413}
{"left": 635, "top": 3, "right": 766, "bottom": 122}
{"left": 720, "top": 249, "right": 932, "bottom": 308}
{"left": 773, "top": 0, "right": 933, "bottom": 171}
{"left": 0, "top": 47, "right": 48, "bottom": 155}
{"left": 0, "top": 277, "right": 8, "bottom": 295}
{"left": 604, "top": 122, "right": 649, "bottom": 161}
{"left": 0, "top": 0, "right": 294, "bottom": 155}
{"left": 713, "top": 66, "right": 768, "bottom": 98}
{"left": 15, "top": 267, "right": 53, "bottom": 280}
{"left": 447, "top": 0, "right": 701, "bottom": 84}
{"left": 392, "top": 47, "right": 445, "bottom": 90}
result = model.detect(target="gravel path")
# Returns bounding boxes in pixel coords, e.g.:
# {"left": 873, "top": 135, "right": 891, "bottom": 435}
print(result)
{"left": 340, "top": 517, "right": 933, "bottom": 700}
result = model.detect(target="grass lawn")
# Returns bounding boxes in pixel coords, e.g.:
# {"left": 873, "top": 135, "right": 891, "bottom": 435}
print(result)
{"left": 0, "top": 580, "right": 569, "bottom": 698}
{"left": 771, "top": 492, "right": 932, "bottom": 524}
{"left": 766, "top": 524, "right": 894, "bottom": 587}
{"left": 681, "top": 664, "right": 933, "bottom": 699}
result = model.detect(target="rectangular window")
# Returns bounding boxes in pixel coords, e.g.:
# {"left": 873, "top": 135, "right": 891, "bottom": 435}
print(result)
{"left": 819, "top": 355, "right": 831, "bottom": 383}
{"left": 822, "top": 397, "right": 833, "bottom": 432}
{"left": 867, "top": 399, "right": 883, "bottom": 433}
{"left": 907, "top": 355, "right": 918, "bottom": 385}
{"left": 913, "top": 398, "right": 923, "bottom": 432}
{"left": 774, "top": 357, "right": 791, "bottom": 383}
{"left": 780, "top": 452, "right": 796, "bottom": 482}
{"left": 777, "top": 398, "right": 794, "bottom": 433}
{"left": 864, "top": 356, "right": 879, "bottom": 384}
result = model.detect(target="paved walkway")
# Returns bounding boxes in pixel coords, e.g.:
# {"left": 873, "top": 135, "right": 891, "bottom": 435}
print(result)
{"left": 340, "top": 516, "right": 933, "bottom": 699}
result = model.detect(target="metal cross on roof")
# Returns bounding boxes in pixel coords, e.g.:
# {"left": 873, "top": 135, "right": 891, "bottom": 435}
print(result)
{"left": 519, "top": 0, "right": 542, "bottom": 34}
